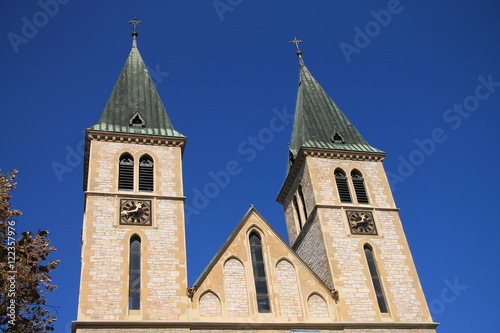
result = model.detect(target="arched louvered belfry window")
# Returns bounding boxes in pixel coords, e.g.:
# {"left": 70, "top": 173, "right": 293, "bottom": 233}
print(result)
{"left": 249, "top": 232, "right": 271, "bottom": 313}
{"left": 364, "top": 244, "right": 388, "bottom": 313}
{"left": 335, "top": 168, "right": 352, "bottom": 203}
{"left": 292, "top": 195, "right": 303, "bottom": 230}
{"left": 119, "top": 153, "right": 134, "bottom": 190}
{"left": 352, "top": 170, "right": 369, "bottom": 204}
{"left": 298, "top": 184, "right": 308, "bottom": 221}
{"left": 129, "top": 235, "right": 141, "bottom": 310}
{"left": 139, "top": 155, "right": 154, "bottom": 192}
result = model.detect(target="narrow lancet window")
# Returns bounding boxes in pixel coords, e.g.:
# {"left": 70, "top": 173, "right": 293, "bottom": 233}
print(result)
{"left": 352, "top": 170, "right": 369, "bottom": 204}
{"left": 364, "top": 245, "right": 388, "bottom": 313}
{"left": 119, "top": 153, "right": 134, "bottom": 190}
{"left": 249, "top": 232, "right": 271, "bottom": 313}
{"left": 335, "top": 168, "right": 351, "bottom": 203}
{"left": 292, "top": 195, "right": 303, "bottom": 230}
{"left": 129, "top": 235, "right": 141, "bottom": 310}
{"left": 298, "top": 184, "right": 308, "bottom": 221}
{"left": 139, "top": 155, "right": 154, "bottom": 192}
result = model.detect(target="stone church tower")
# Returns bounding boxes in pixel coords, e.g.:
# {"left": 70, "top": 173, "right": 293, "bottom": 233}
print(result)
{"left": 73, "top": 25, "right": 438, "bottom": 332}
{"left": 76, "top": 22, "right": 189, "bottom": 324}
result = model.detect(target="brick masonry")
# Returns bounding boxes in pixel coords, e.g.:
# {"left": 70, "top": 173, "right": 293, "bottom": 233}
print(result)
{"left": 307, "top": 293, "right": 329, "bottom": 318}
{"left": 275, "top": 259, "right": 303, "bottom": 318}
{"left": 223, "top": 258, "right": 250, "bottom": 317}
{"left": 89, "top": 141, "right": 182, "bottom": 197}
{"left": 199, "top": 291, "right": 222, "bottom": 317}
{"left": 281, "top": 154, "right": 433, "bottom": 323}
{"left": 77, "top": 137, "right": 435, "bottom": 332}
{"left": 78, "top": 138, "right": 188, "bottom": 321}
{"left": 294, "top": 217, "right": 333, "bottom": 290}
{"left": 186, "top": 210, "right": 340, "bottom": 325}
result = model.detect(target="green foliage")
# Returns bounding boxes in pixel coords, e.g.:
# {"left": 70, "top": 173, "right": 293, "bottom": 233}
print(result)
{"left": 0, "top": 170, "right": 60, "bottom": 332}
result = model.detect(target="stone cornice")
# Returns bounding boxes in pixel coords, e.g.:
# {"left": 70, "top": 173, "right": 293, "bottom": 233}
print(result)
{"left": 86, "top": 129, "right": 186, "bottom": 151}
{"left": 277, "top": 147, "right": 386, "bottom": 204}
{"left": 72, "top": 320, "right": 439, "bottom": 331}
{"left": 315, "top": 204, "right": 399, "bottom": 212}
{"left": 304, "top": 147, "right": 386, "bottom": 161}
{"left": 84, "top": 191, "right": 186, "bottom": 201}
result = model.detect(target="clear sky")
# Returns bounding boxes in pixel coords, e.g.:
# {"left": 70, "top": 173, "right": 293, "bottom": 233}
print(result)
{"left": 2, "top": 1, "right": 500, "bottom": 332}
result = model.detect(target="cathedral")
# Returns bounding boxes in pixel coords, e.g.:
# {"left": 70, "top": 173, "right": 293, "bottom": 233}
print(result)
{"left": 73, "top": 22, "right": 438, "bottom": 332}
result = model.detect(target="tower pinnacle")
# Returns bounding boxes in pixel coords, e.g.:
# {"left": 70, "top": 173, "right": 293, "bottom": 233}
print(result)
{"left": 90, "top": 21, "right": 183, "bottom": 138}
{"left": 286, "top": 41, "right": 383, "bottom": 167}
{"left": 128, "top": 17, "right": 142, "bottom": 48}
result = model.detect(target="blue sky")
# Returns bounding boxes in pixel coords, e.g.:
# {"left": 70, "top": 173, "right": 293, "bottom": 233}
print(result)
{"left": 2, "top": 1, "right": 500, "bottom": 332}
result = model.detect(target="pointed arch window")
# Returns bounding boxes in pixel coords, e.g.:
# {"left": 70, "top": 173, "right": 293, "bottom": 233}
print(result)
{"left": 352, "top": 170, "right": 369, "bottom": 204}
{"left": 129, "top": 235, "right": 141, "bottom": 310}
{"left": 292, "top": 195, "right": 303, "bottom": 230}
{"left": 298, "top": 184, "right": 308, "bottom": 221}
{"left": 364, "top": 244, "right": 388, "bottom": 313}
{"left": 249, "top": 232, "right": 271, "bottom": 313}
{"left": 139, "top": 155, "right": 154, "bottom": 192}
{"left": 119, "top": 153, "right": 134, "bottom": 190}
{"left": 335, "top": 168, "right": 351, "bottom": 203}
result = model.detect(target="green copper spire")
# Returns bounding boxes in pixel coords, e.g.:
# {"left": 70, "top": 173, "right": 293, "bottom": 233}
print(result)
{"left": 288, "top": 39, "right": 382, "bottom": 158}
{"left": 89, "top": 19, "right": 184, "bottom": 137}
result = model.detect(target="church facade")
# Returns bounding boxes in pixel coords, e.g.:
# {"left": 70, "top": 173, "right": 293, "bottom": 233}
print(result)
{"left": 72, "top": 27, "right": 438, "bottom": 333}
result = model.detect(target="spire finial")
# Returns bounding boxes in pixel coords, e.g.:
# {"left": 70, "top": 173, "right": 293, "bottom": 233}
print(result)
{"left": 128, "top": 17, "right": 142, "bottom": 47}
{"left": 289, "top": 37, "right": 305, "bottom": 66}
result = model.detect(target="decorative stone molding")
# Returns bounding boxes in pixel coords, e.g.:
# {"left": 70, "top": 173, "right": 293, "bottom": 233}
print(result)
{"left": 86, "top": 129, "right": 186, "bottom": 149}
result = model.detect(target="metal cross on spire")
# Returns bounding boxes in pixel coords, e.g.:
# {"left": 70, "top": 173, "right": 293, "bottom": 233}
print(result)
{"left": 128, "top": 17, "right": 142, "bottom": 32}
{"left": 128, "top": 17, "right": 142, "bottom": 47}
{"left": 289, "top": 36, "right": 305, "bottom": 66}
{"left": 289, "top": 37, "right": 303, "bottom": 52}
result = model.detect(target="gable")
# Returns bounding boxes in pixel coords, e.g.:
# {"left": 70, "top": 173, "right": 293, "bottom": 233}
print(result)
{"left": 189, "top": 207, "right": 338, "bottom": 322}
